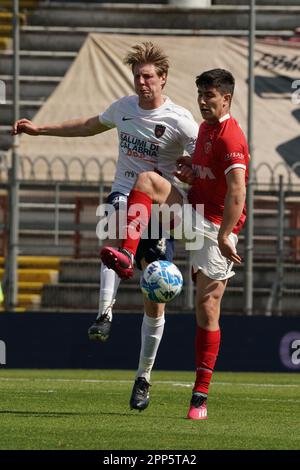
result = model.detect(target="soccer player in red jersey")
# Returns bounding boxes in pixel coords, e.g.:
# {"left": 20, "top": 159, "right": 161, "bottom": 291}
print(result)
{"left": 101, "top": 68, "right": 249, "bottom": 419}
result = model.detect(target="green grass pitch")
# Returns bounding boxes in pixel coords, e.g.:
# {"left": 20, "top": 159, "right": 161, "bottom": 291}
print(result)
{"left": 0, "top": 369, "right": 299, "bottom": 450}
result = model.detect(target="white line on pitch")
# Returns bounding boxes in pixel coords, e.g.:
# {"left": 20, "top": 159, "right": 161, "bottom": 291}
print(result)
{"left": 0, "top": 377, "right": 300, "bottom": 388}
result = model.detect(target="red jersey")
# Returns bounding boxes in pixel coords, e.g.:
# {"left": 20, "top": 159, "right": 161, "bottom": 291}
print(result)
{"left": 188, "top": 114, "right": 249, "bottom": 234}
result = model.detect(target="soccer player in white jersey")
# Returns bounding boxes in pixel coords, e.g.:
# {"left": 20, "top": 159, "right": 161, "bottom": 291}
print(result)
{"left": 12, "top": 42, "right": 198, "bottom": 411}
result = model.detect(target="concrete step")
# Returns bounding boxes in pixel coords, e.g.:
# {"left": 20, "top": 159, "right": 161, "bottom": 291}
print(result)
{"left": 252, "top": 208, "right": 293, "bottom": 230}
{"left": 15, "top": 235, "right": 296, "bottom": 261}
{"left": 19, "top": 25, "right": 294, "bottom": 48}
{"left": 2, "top": 75, "right": 61, "bottom": 100}
{"left": 18, "top": 232, "right": 83, "bottom": 257}
{"left": 0, "top": 50, "right": 76, "bottom": 76}
{"left": 41, "top": 281, "right": 300, "bottom": 314}
{"left": 20, "top": 27, "right": 87, "bottom": 52}
{"left": 27, "top": 3, "right": 300, "bottom": 31}
{"left": 1, "top": 100, "right": 44, "bottom": 125}
{"left": 59, "top": 259, "right": 101, "bottom": 283}
{"left": 15, "top": 237, "right": 286, "bottom": 262}
{"left": 41, "top": 1, "right": 166, "bottom": 3}
{"left": 0, "top": 213, "right": 294, "bottom": 261}
{"left": 223, "top": 286, "right": 300, "bottom": 314}
{"left": 19, "top": 202, "right": 76, "bottom": 227}
{"left": 214, "top": 0, "right": 300, "bottom": 5}
{"left": 58, "top": 259, "right": 300, "bottom": 288}
{"left": 39, "top": 0, "right": 299, "bottom": 4}
{"left": 58, "top": 258, "right": 189, "bottom": 283}
{"left": 19, "top": 221, "right": 94, "bottom": 232}
{"left": 237, "top": 235, "right": 294, "bottom": 260}
{"left": 0, "top": 127, "right": 12, "bottom": 151}
{"left": 231, "top": 263, "right": 300, "bottom": 288}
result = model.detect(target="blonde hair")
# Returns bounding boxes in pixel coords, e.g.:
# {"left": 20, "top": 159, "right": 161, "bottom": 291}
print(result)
{"left": 124, "top": 41, "right": 169, "bottom": 77}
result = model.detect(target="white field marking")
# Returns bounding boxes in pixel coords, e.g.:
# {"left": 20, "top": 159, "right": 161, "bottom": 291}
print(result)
{"left": 0, "top": 377, "right": 300, "bottom": 388}
{"left": 0, "top": 377, "right": 31, "bottom": 381}
{"left": 242, "top": 397, "right": 300, "bottom": 403}
{"left": 172, "top": 383, "right": 192, "bottom": 387}
{"left": 212, "top": 381, "right": 300, "bottom": 388}
{"left": 165, "top": 382, "right": 300, "bottom": 390}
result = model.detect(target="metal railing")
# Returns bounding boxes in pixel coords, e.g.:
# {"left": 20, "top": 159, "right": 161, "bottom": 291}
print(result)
{"left": 1, "top": 151, "right": 300, "bottom": 188}
{"left": 0, "top": 155, "right": 300, "bottom": 314}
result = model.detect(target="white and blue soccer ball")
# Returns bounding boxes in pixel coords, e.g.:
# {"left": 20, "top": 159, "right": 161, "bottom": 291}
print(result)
{"left": 140, "top": 260, "right": 183, "bottom": 303}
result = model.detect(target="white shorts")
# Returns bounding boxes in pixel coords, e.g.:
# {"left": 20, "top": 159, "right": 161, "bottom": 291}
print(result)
{"left": 168, "top": 188, "right": 238, "bottom": 281}
{"left": 190, "top": 227, "right": 237, "bottom": 281}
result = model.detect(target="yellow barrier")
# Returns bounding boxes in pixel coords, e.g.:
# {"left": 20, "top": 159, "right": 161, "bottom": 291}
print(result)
{"left": 0, "top": 1, "right": 39, "bottom": 10}
{"left": 0, "top": 256, "right": 62, "bottom": 269}
{"left": 0, "top": 256, "right": 62, "bottom": 310}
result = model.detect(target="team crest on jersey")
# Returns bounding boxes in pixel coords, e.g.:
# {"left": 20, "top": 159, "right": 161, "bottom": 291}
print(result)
{"left": 154, "top": 125, "right": 166, "bottom": 138}
{"left": 204, "top": 141, "right": 212, "bottom": 154}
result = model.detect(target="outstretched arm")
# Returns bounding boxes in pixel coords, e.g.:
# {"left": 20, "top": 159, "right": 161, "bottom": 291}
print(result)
{"left": 217, "top": 169, "right": 246, "bottom": 264}
{"left": 11, "top": 115, "right": 110, "bottom": 137}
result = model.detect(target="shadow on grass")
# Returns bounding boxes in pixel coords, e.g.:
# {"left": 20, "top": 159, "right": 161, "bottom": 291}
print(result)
{"left": 0, "top": 410, "right": 184, "bottom": 420}
{"left": 0, "top": 410, "right": 89, "bottom": 418}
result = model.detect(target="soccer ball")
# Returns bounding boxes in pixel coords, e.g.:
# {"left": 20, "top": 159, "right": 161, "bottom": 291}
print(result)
{"left": 140, "top": 260, "right": 183, "bottom": 303}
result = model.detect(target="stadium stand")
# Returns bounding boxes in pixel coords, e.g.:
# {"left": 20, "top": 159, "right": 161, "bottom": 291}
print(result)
{"left": 1, "top": 1, "right": 300, "bottom": 314}
{"left": 1, "top": 1, "right": 300, "bottom": 151}
{"left": 0, "top": 255, "right": 60, "bottom": 310}
{"left": 0, "top": 1, "right": 38, "bottom": 49}
{"left": 1, "top": 183, "right": 299, "bottom": 314}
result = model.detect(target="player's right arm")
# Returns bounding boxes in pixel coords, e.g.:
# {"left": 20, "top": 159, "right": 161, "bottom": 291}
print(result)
{"left": 11, "top": 115, "right": 110, "bottom": 137}
{"left": 171, "top": 110, "right": 198, "bottom": 184}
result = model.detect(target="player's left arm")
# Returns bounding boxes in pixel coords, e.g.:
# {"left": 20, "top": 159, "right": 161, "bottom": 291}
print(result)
{"left": 217, "top": 168, "right": 246, "bottom": 263}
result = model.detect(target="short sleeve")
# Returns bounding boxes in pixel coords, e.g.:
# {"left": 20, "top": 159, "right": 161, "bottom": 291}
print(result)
{"left": 176, "top": 112, "right": 199, "bottom": 156}
{"left": 99, "top": 99, "right": 120, "bottom": 129}
{"left": 217, "top": 131, "right": 248, "bottom": 176}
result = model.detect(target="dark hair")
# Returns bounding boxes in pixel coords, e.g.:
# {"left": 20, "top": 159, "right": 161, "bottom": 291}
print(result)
{"left": 195, "top": 69, "right": 235, "bottom": 96}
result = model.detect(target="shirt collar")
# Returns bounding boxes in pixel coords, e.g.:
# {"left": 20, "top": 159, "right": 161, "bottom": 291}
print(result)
{"left": 219, "top": 113, "right": 231, "bottom": 123}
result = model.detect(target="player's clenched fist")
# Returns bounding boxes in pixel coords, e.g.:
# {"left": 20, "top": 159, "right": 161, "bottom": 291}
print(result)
{"left": 173, "top": 156, "right": 195, "bottom": 185}
{"left": 11, "top": 118, "right": 40, "bottom": 136}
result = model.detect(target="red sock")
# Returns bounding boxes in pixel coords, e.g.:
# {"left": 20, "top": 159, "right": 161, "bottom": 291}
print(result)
{"left": 194, "top": 327, "right": 221, "bottom": 395}
{"left": 122, "top": 189, "right": 152, "bottom": 256}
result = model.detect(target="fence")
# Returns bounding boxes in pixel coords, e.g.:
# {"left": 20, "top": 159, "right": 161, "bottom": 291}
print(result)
{"left": 1, "top": 151, "right": 300, "bottom": 186}
{"left": 0, "top": 180, "right": 109, "bottom": 258}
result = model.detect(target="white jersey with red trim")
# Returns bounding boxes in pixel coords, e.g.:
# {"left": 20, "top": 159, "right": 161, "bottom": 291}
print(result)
{"left": 99, "top": 95, "right": 198, "bottom": 194}
{"left": 188, "top": 114, "right": 249, "bottom": 234}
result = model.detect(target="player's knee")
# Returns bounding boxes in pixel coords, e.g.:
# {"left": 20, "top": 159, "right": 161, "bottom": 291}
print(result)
{"left": 144, "top": 299, "right": 165, "bottom": 317}
{"left": 196, "top": 297, "right": 220, "bottom": 328}
{"left": 135, "top": 171, "right": 158, "bottom": 194}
